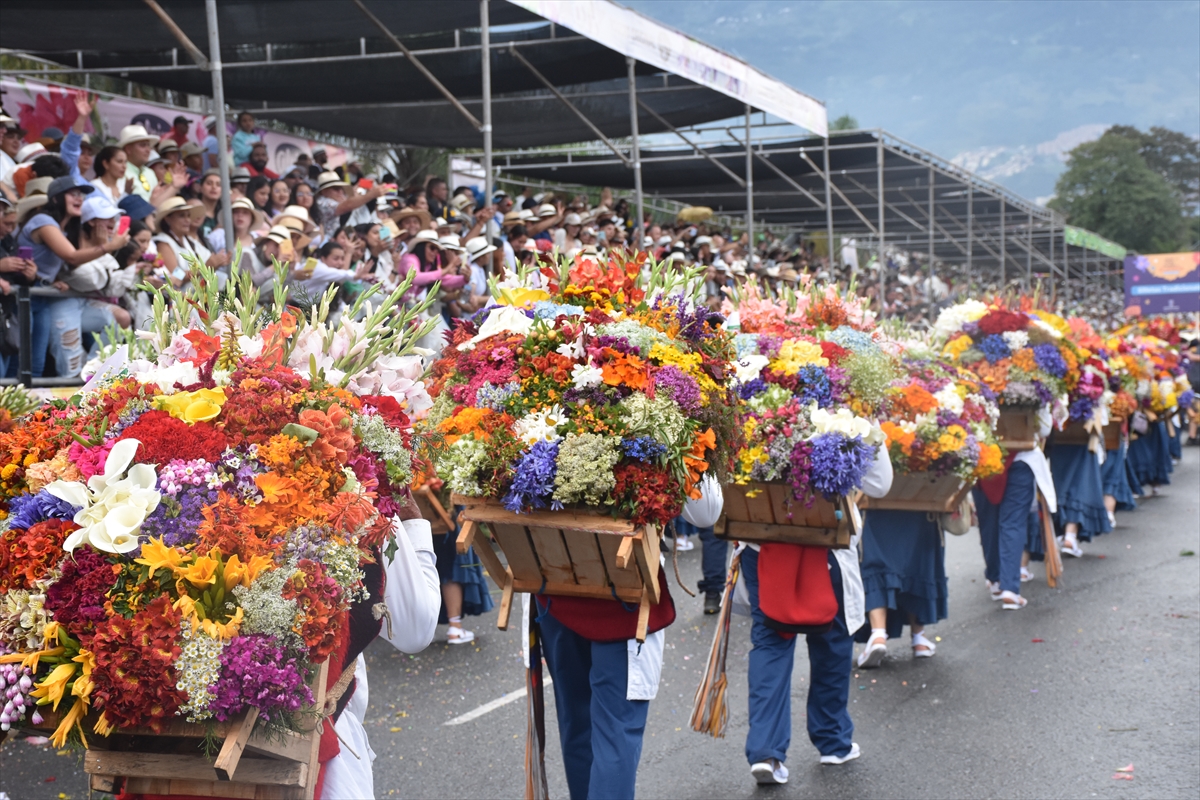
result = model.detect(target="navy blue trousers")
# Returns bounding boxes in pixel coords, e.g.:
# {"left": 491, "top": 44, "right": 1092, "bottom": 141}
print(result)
{"left": 674, "top": 517, "right": 729, "bottom": 595}
{"left": 741, "top": 546, "right": 854, "bottom": 764}
{"left": 538, "top": 611, "right": 649, "bottom": 800}
{"left": 974, "top": 460, "right": 1035, "bottom": 594}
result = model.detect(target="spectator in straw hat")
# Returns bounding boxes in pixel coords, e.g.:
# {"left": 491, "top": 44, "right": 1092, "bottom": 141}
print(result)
{"left": 392, "top": 207, "right": 432, "bottom": 252}
{"left": 155, "top": 138, "right": 180, "bottom": 167}
{"left": 118, "top": 123, "right": 164, "bottom": 203}
{"left": 180, "top": 142, "right": 206, "bottom": 181}
{"left": 153, "top": 196, "right": 226, "bottom": 288}
{"left": 315, "top": 170, "right": 384, "bottom": 235}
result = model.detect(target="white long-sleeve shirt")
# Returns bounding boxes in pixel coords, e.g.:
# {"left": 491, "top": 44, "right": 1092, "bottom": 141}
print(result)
{"left": 320, "top": 517, "right": 440, "bottom": 800}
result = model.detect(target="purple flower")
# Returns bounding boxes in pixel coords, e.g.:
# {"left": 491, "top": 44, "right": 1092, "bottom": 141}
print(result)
{"left": 7, "top": 490, "right": 77, "bottom": 531}
{"left": 1032, "top": 343, "right": 1067, "bottom": 378}
{"left": 794, "top": 365, "right": 834, "bottom": 408}
{"left": 209, "top": 634, "right": 313, "bottom": 722}
{"left": 652, "top": 366, "right": 701, "bottom": 413}
{"left": 1032, "top": 380, "right": 1054, "bottom": 404}
{"left": 563, "top": 384, "right": 628, "bottom": 406}
{"left": 1179, "top": 389, "right": 1195, "bottom": 408}
{"left": 807, "top": 433, "right": 875, "bottom": 499}
{"left": 503, "top": 440, "right": 560, "bottom": 513}
{"left": 1068, "top": 396, "right": 1095, "bottom": 422}
{"left": 140, "top": 485, "right": 218, "bottom": 548}
{"left": 738, "top": 378, "right": 769, "bottom": 399}
{"left": 622, "top": 436, "right": 666, "bottom": 462}
{"left": 787, "top": 438, "right": 815, "bottom": 505}
{"left": 593, "top": 335, "right": 640, "bottom": 356}
{"left": 652, "top": 294, "right": 720, "bottom": 342}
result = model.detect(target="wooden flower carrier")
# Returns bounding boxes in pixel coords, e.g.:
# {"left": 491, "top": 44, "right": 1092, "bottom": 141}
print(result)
{"left": 451, "top": 494, "right": 664, "bottom": 642}
{"left": 859, "top": 471, "right": 972, "bottom": 514}
{"left": 11, "top": 662, "right": 328, "bottom": 800}
{"left": 995, "top": 406, "right": 1038, "bottom": 451}
{"left": 716, "top": 482, "right": 857, "bottom": 548}
{"left": 414, "top": 485, "right": 455, "bottom": 535}
{"left": 1056, "top": 419, "right": 1123, "bottom": 451}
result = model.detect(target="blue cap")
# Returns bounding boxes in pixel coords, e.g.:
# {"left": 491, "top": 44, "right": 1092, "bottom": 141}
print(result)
{"left": 41, "top": 126, "right": 64, "bottom": 141}
{"left": 118, "top": 193, "right": 156, "bottom": 222}
{"left": 47, "top": 175, "right": 95, "bottom": 199}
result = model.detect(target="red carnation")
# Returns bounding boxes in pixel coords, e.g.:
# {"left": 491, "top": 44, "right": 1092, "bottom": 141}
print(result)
{"left": 977, "top": 309, "right": 1028, "bottom": 336}
{"left": 820, "top": 340, "right": 850, "bottom": 365}
{"left": 361, "top": 395, "right": 411, "bottom": 430}
{"left": 116, "top": 410, "right": 229, "bottom": 467}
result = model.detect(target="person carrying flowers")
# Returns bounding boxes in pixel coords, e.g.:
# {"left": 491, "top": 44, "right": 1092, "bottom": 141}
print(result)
{"left": 723, "top": 281, "right": 893, "bottom": 783}
{"left": 426, "top": 252, "right": 739, "bottom": 799}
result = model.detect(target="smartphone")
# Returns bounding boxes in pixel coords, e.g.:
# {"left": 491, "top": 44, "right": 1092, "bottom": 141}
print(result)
{"left": 116, "top": 215, "right": 131, "bottom": 236}
{"left": 297, "top": 257, "right": 317, "bottom": 278}
{"left": 16, "top": 246, "right": 33, "bottom": 261}
{"left": 278, "top": 237, "right": 294, "bottom": 260}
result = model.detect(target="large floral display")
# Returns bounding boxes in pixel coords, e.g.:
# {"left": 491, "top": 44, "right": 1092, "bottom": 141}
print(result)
{"left": 0, "top": 266, "right": 433, "bottom": 745}
{"left": 424, "top": 254, "right": 739, "bottom": 528}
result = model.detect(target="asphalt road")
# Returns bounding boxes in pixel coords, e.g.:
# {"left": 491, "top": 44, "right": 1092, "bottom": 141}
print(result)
{"left": 2, "top": 448, "right": 1197, "bottom": 800}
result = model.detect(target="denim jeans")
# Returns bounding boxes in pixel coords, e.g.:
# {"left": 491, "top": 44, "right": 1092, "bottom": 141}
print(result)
{"left": 47, "top": 296, "right": 113, "bottom": 378}
{"left": 974, "top": 461, "right": 1035, "bottom": 595}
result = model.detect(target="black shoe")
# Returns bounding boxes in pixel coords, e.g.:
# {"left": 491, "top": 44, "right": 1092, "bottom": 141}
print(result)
{"left": 704, "top": 592, "right": 721, "bottom": 615}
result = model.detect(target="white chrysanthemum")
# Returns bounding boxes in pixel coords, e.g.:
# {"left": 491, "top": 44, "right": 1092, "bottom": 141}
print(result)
{"left": 809, "top": 404, "right": 886, "bottom": 446}
{"left": 1001, "top": 330, "right": 1029, "bottom": 351}
{"left": 1029, "top": 318, "right": 1062, "bottom": 340}
{"left": 513, "top": 405, "right": 567, "bottom": 446}
{"left": 934, "top": 384, "right": 965, "bottom": 415}
{"left": 933, "top": 300, "right": 988, "bottom": 338}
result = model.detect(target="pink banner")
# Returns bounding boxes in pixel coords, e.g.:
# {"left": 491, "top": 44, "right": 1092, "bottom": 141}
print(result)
{"left": 1, "top": 76, "right": 351, "bottom": 174}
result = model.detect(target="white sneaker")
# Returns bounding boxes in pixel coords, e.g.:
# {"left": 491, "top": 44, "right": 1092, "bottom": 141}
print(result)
{"left": 820, "top": 742, "right": 861, "bottom": 765}
{"left": 750, "top": 759, "right": 788, "bottom": 785}
{"left": 447, "top": 627, "right": 475, "bottom": 645}
{"left": 675, "top": 536, "right": 694, "bottom": 552}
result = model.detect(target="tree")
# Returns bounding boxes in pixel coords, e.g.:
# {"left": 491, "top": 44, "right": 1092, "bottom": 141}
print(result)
{"left": 1049, "top": 134, "right": 1184, "bottom": 253}
{"left": 1106, "top": 125, "right": 1200, "bottom": 211}
{"left": 830, "top": 114, "right": 858, "bottom": 132}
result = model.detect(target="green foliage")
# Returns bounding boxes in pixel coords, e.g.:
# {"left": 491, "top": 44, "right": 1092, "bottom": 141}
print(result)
{"left": 1049, "top": 132, "right": 1185, "bottom": 253}
{"left": 830, "top": 114, "right": 859, "bottom": 132}
{"left": 1105, "top": 125, "right": 1199, "bottom": 209}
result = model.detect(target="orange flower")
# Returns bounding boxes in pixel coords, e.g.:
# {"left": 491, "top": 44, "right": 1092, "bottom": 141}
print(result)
{"left": 256, "top": 472, "right": 301, "bottom": 506}
{"left": 880, "top": 421, "right": 915, "bottom": 454}
{"left": 683, "top": 428, "right": 716, "bottom": 499}
{"left": 1011, "top": 349, "right": 1037, "bottom": 372}
{"left": 297, "top": 404, "right": 355, "bottom": 464}
{"left": 600, "top": 349, "right": 648, "bottom": 390}
{"left": 893, "top": 383, "right": 938, "bottom": 417}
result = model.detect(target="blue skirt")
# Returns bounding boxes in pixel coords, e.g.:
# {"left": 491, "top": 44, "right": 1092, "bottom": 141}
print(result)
{"left": 1049, "top": 443, "right": 1112, "bottom": 541}
{"left": 1168, "top": 419, "right": 1183, "bottom": 460}
{"left": 857, "top": 509, "right": 948, "bottom": 639}
{"left": 1128, "top": 422, "right": 1172, "bottom": 487}
{"left": 432, "top": 531, "right": 496, "bottom": 621}
{"left": 1102, "top": 441, "right": 1137, "bottom": 510}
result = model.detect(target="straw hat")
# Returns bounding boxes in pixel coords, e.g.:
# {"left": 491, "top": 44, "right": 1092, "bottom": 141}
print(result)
{"left": 450, "top": 193, "right": 475, "bottom": 212}
{"left": 180, "top": 142, "right": 206, "bottom": 159}
{"left": 229, "top": 197, "right": 265, "bottom": 231}
{"left": 438, "top": 234, "right": 466, "bottom": 252}
{"left": 16, "top": 194, "right": 48, "bottom": 218}
{"left": 410, "top": 229, "right": 442, "bottom": 248}
{"left": 536, "top": 203, "right": 557, "bottom": 219}
{"left": 155, "top": 139, "right": 179, "bottom": 155}
{"left": 156, "top": 196, "right": 206, "bottom": 222}
{"left": 23, "top": 176, "right": 54, "bottom": 198}
{"left": 116, "top": 124, "right": 160, "bottom": 149}
{"left": 501, "top": 210, "right": 523, "bottom": 228}
{"left": 465, "top": 236, "right": 497, "bottom": 262}
{"left": 277, "top": 204, "right": 316, "bottom": 233}
{"left": 15, "top": 142, "right": 47, "bottom": 165}
{"left": 391, "top": 207, "right": 431, "bottom": 229}
{"left": 563, "top": 213, "right": 583, "bottom": 226}
{"left": 315, "top": 171, "right": 349, "bottom": 192}
{"left": 264, "top": 225, "right": 291, "bottom": 245}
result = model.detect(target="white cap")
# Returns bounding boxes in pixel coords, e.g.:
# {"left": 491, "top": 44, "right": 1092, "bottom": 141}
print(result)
{"left": 81, "top": 195, "right": 123, "bottom": 224}
{"left": 694, "top": 235, "right": 713, "bottom": 246}
{"left": 656, "top": 235, "right": 672, "bottom": 246}
{"left": 563, "top": 213, "right": 583, "bottom": 226}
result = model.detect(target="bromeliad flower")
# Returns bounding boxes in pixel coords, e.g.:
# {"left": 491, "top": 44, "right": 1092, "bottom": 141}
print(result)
{"left": 44, "top": 439, "right": 161, "bottom": 555}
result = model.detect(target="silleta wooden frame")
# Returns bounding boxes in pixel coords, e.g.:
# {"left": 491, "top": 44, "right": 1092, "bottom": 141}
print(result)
{"left": 717, "top": 482, "right": 857, "bottom": 548}
{"left": 452, "top": 494, "right": 662, "bottom": 642}
{"left": 860, "top": 471, "right": 973, "bottom": 513}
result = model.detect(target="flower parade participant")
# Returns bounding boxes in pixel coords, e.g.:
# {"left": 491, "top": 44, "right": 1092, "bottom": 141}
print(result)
{"left": 858, "top": 355, "right": 1004, "bottom": 667}
{"left": 425, "top": 252, "right": 738, "bottom": 799}
{"left": 0, "top": 257, "right": 446, "bottom": 798}
{"left": 936, "top": 300, "right": 1071, "bottom": 609}
{"left": 720, "top": 280, "right": 892, "bottom": 782}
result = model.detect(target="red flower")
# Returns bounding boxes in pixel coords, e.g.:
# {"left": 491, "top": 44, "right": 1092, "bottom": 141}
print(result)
{"left": 283, "top": 560, "right": 345, "bottom": 662}
{"left": 0, "top": 519, "right": 78, "bottom": 593}
{"left": 819, "top": 340, "right": 850, "bottom": 365}
{"left": 116, "top": 410, "right": 228, "bottom": 466}
{"left": 977, "top": 309, "right": 1028, "bottom": 336}
{"left": 360, "top": 396, "right": 410, "bottom": 430}
{"left": 614, "top": 462, "right": 683, "bottom": 528}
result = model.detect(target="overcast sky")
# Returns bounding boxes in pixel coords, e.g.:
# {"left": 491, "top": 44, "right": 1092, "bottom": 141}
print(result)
{"left": 623, "top": 0, "right": 1200, "bottom": 201}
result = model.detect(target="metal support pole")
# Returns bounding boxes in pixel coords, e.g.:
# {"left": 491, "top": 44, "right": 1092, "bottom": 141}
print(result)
{"left": 480, "top": 0, "right": 493, "bottom": 204}
{"left": 999, "top": 200, "right": 1006, "bottom": 288}
{"left": 1026, "top": 212, "right": 1033, "bottom": 290}
{"left": 1049, "top": 220, "right": 1056, "bottom": 299}
{"left": 205, "top": 0, "right": 234, "bottom": 260}
{"left": 17, "top": 285, "right": 31, "bottom": 388}
{"left": 824, "top": 136, "right": 834, "bottom": 271}
{"left": 967, "top": 184, "right": 973, "bottom": 285}
{"left": 744, "top": 104, "right": 754, "bottom": 260}
{"left": 927, "top": 167, "right": 934, "bottom": 302}
{"left": 627, "top": 57, "right": 644, "bottom": 243}
{"left": 876, "top": 134, "right": 885, "bottom": 311}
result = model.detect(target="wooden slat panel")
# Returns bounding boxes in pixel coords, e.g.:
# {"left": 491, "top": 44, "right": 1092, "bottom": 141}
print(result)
{"left": 84, "top": 752, "right": 306, "bottom": 787}
{"left": 718, "top": 519, "right": 849, "bottom": 548}
{"left": 765, "top": 482, "right": 795, "bottom": 524}
{"left": 634, "top": 526, "right": 661, "bottom": 604}
{"left": 214, "top": 707, "right": 259, "bottom": 781}
{"left": 597, "top": 534, "right": 643, "bottom": 590}
{"left": 527, "top": 526, "right": 576, "bottom": 584}
{"left": 743, "top": 487, "right": 776, "bottom": 523}
{"left": 452, "top": 496, "right": 637, "bottom": 534}
{"left": 490, "top": 523, "right": 543, "bottom": 583}
{"left": 563, "top": 531, "right": 609, "bottom": 587}
{"left": 244, "top": 729, "right": 312, "bottom": 764}
{"left": 512, "top": 578, "right": 643, "bottom": 604}
{"left": 722, "top": 484, "right": 750, "bottom": 521}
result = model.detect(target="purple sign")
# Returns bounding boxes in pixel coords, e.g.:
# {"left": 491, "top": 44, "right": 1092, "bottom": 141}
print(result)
{"left": 1124, "top": 252, "right": 1200, "bottom": 316}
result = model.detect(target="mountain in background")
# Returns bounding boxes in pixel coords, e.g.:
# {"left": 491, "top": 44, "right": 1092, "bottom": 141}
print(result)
{"left": 950, "top": 124, "right": 1110, "bottom": 206}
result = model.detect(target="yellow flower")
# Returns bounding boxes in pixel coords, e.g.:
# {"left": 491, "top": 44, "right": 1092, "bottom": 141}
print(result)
{"left": 135, "top": 537, "right": 185, "bottom": 578}
{"left": 31, "top": 662, "right": 77, "bottom": 712}
{"left": 94, "top": 711, "right": 116, "bottom": 738}
{"left": 50, "top": 698, "right": 88, "bottom": 748}
{"left": 200, "top": 606, "right": 244, "bottom": 641}
{"left": 497, "top": 287, "right": 550, "bottom": 307}
{"left": 157, "top": 387, "right": 227, "bottom": 424}
{"left": 243, "top": 554, "right": 274, "bottom": 586}
{"left": 773, "top": 340, "right": 828, "bottom": 374}
{"left": 178, "top": 554, "right": 219, "bottom": 590}
{"left": 943, "top": 335, "right": 973, "bottom": 360}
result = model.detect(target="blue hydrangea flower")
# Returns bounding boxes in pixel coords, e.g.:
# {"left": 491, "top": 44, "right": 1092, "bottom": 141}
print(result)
{"left": 977, "top": 334, "right": 1012, "bottom": 364}
{"left": 622, "top": 436, "right": 667, "bottom": 462}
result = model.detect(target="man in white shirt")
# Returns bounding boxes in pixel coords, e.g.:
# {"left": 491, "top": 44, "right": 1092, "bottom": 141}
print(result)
{"left": 0, "top": 114, "right": 24, "bottom": 204}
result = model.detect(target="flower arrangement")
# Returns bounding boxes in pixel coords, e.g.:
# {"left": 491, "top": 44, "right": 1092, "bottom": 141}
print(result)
{"left": 934, "top": 300, "right": 1081, "bottom": 411}
{"left": 722, "top": 276, "right": 875, "bottom": 336}
{"left": 0, "top": 261, "right": 435, "bottom": 746}
{"left": 877, "top": 359, "right": 1004, "bottom": 481}
{"left": 425, "top": 253, "right": 739, "bottom": 528}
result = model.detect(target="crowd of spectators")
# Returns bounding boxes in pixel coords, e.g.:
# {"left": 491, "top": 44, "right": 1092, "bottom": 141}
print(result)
{"left": 0, "top": 91, "right": 1128, "bottom": 380}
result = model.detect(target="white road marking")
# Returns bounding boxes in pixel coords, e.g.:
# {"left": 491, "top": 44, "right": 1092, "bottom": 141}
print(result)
{"left": 443, "top": 677, "right": 553, "bottom": 726}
